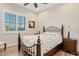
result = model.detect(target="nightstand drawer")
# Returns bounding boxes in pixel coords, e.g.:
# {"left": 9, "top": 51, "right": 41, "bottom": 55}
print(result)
{"left": 64, "top": 38, "right": 75, "bottom": 43}
{"left": 64, "top": 41, "right": 75, "bottom": 48}
{"left": 63, "top": 38, "right": 77, "bottom": 55}
{"left": 64, "top": 45, "right": 75, "bottom": 51}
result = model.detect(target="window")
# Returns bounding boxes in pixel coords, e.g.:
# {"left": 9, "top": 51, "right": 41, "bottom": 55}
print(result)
{"left": 5, "top": 12, "right": 16, "bottom": 31}
{"left": 4, "top": 11, "right": 26, "bottom": 33}
{"left": 18, "top": 16, "right": 25, "bottom": 31}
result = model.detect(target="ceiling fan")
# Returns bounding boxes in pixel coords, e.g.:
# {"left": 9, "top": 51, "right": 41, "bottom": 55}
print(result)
{"left": 24, "top": 3, "right": 47, "bottom": 8}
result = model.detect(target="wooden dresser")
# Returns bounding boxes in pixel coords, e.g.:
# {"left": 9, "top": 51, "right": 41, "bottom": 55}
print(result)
{"left": 63, "top": 38, "right": 78, "bottom": 55}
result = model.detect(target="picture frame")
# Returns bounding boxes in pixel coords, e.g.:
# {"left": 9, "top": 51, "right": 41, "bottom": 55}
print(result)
{"left": 29, "top": 20, "right": 35, "bottom": 28}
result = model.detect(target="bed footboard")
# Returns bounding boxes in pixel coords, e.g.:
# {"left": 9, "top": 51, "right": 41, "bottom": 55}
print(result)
{"left": 18, "top": 33, "right": 41, "bottom": 56}
{"left": 18, "top": 33, "right": 21, "bottom": 52}
{"left": 36, "top": 36, "right": 41, "bottom": 56}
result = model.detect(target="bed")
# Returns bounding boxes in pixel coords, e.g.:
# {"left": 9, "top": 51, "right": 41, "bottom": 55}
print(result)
{"left": 18, "top": 25, "right": 64, "bottom": 56}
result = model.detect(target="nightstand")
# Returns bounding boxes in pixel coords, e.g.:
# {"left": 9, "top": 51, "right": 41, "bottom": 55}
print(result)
{"left": 63, "top": 38, "right": 78, "bottom": 55}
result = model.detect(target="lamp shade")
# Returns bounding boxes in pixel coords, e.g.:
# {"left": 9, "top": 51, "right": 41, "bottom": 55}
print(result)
{"left": 67, "top": 26, "right": 71, "bottom": 32}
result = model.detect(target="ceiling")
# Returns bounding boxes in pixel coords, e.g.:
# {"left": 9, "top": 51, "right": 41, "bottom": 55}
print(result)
{"left": 15, "top": 3, "right": 59, "bottom": 13}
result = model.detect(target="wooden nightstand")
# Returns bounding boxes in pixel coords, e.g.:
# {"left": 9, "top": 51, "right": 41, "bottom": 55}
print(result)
{"left": 63, "top": 38, "right": 78, "bottom": 55}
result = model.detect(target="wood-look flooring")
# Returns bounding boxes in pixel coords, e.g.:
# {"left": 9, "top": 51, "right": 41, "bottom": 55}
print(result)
{"left": 0, "top": 45, "right": 75, "bottom": 56}
{"left": 0, "top": 45, "right": 23, "bottom": 56}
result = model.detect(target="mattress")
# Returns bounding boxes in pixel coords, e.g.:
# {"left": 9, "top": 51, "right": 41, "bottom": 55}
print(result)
{"left": 21, "top": 32, "right": 62, "bottom": 56}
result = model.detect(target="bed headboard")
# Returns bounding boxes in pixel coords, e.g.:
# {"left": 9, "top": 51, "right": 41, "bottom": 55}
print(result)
{"left": 43, "top": 26, "right": 61, "bottom": 33}
{"left": 43, "top": 25, "right": 64, "bottom": 39}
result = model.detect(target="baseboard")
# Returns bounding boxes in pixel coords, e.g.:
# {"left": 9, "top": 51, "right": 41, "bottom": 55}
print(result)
{"left": 7, "top": 43, "right": 17, "bottom": 48}
{"left": 0, "top": 43, "right": 17, "bottom": 49}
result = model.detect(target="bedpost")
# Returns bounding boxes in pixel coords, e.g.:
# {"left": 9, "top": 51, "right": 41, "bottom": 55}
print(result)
{"left": 43, "top": 26, "right": 45, "bottom": 32}
{"left": 18, "top": 33, "right": 21, "bottom": 52}
{"left": 61, "top": 25, "right": 64, "bottom": 50}
{"left": 61, "top": 24, "right": 64, "bottom": 39}
{"left": 36, "top": 36, "right": 41, "bottom": 56}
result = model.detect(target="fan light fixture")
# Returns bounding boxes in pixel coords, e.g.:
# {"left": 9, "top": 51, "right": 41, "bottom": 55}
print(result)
{"left": 24, "top": 3, "right": 47, "bottom": 9}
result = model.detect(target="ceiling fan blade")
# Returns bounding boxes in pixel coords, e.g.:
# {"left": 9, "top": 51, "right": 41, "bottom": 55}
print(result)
{"left": 34, "top": 3, "right": 38, "bottom": 8}
{"left": 24, "top": 3, "right": 29, "bottom": 6}
{"left": 42, "top": 3, "right": 48, "bottom": 4}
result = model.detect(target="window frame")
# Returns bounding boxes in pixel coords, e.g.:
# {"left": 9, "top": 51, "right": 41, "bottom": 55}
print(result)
{"left": 3, "top": 10, "right": 26, "bottom": 33}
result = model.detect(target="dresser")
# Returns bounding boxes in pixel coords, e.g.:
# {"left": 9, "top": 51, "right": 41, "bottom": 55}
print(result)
{"left": 63, "top": 38, "right": 78, "bottom": 55}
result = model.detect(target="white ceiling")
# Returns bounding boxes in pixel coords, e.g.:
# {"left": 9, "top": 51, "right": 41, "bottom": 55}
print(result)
{"left": 15, "top": 3, "right": 59, "bottom": 13}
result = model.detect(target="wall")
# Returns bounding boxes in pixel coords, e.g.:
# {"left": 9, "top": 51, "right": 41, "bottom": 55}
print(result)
{"left": 38, "top": 3, "right": 79, "bottom": 51}
{"left": 0, "top": 3, "right": 39, "bottom": 47}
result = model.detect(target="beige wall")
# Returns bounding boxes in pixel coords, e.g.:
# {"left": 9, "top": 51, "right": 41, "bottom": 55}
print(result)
{"left": 38, "top": 3, "right": 79, "bottom": 51}
{"left": 0, "top": 3, "right": 39, "bottom": 47}
{"left": 38, "top": 3, "right": 79, "bottom": 38}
